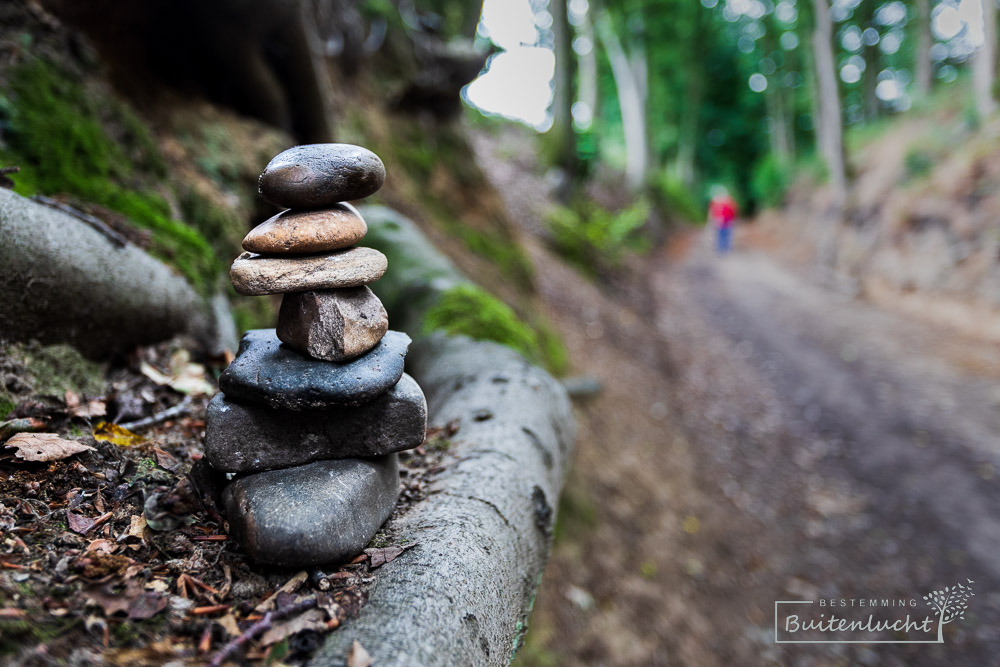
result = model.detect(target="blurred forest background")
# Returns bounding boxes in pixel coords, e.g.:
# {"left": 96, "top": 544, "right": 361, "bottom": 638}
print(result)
{"left": 2, "top": 0, "right": 1000, "bottom": 664}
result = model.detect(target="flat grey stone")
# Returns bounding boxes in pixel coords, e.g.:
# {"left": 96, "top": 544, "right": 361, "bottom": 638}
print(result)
{"left": 223, "top": 455, "right": 400, "bottom": 567}
{"left": 258, "top": 144, "right": 386, "bottom": 209}
{"left": 219, "top": 329, "right": 410, "bottom": 409}
{"left": 230, "top": 247, "right": 387, "bottom": 296}
{"left": 277, "top": 286, "right": 388, "bottom": 362}
{"left": 205, "top": 374, "right": 427, "bottom": 473}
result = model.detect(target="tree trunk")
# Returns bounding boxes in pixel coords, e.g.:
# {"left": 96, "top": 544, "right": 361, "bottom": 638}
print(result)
{"left": 576, "top": 6, "right": 598, "bottom": 128}
{"left": 549, "top": 0, "right": 578, "bottom": 201}
{"left": 858, "top": 0, "right": 880, "bottom": 122}
{"left": 974, "top": 0, "right": 998, "bottom": 120}
{"left": 914, "top": 0, "right": 933, "bottom": 97}
{"left": 811, "top": 0, "right": 847, "bottom": 207}
{"left": 596, "top": 15, "right": 648, "bottom": 191}
{"left": 676, "top": 3, "right": 706, "bottom": 187}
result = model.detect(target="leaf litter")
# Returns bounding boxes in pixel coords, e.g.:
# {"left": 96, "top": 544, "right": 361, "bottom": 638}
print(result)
{"left": 0, "top": 339, "right": 446, "bottom": 665}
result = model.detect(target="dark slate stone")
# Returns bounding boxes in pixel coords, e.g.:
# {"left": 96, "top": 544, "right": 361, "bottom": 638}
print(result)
{"left": 219, "top": 329, "right": 410, "bottom": 409}
{"left": 205, "top": 374, "right": 427, "bottom": 474}
{"left": 258, "top": 144, "right": 386, "bottom": 209}
{"left": 223, "top": 456, "right": 400, "bottom": 567}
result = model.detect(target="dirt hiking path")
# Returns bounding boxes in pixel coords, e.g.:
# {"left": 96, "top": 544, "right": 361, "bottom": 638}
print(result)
{"left": 474, "top": 132, "right": 1000, "bottom": 666}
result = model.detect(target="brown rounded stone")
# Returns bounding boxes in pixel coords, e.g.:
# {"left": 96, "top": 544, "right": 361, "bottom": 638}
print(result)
{"left": 242, "top": 204, "right": 368, "bottom": 254}
{"left": 230, "top": 247, "right": 387, "bottom": 295}
{"left": 277, "top": 286, "right": 388, "bottom": 362}
{"left": 258, "top": 144, "right": 386, "bottom": 209}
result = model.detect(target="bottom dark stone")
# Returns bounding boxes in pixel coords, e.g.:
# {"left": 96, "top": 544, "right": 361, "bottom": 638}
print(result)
{"left": 223, "top": 456, "right": 399, "bottom": 567}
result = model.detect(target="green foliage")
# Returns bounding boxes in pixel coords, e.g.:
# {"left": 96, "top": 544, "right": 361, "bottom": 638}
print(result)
{"left": 650, "top": 172, "right": 703, "bottom": 223}
{"left": 0, "top": 393, "right": 14, "bottom": 419}
{"left": 445, "top": 220, "right": 535, "bottom": 290}
{"left": 903, "top": 148, "right": 934, "bottom": 181}
{"left": 545, "top": 198, "right": 651, "bottom": 276}
{"left": 750, "top": 153, "right": 791, "bottom": 209}
{"left": 423, "top": 284, "right": 567, "bottom": 374}
{"left": 0, "top": 57, "right": 222, "bottom": 293}
{"left": 232, "top": 296, "right": 279, "bottom": 334}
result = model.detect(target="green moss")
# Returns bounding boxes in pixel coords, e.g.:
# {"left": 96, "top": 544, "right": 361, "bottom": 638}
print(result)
{"left": 423, "top": 284, "right": 539, "bottom": 360}
{"left": 0, "top": 392, "right": 14, "bottom": 419}
{"left": 532, "top": 319, "right": 569, "bottom": 377}
{"left": 422, "top": 284, "right": 567, "bottom": 374}
{"left": 0, "top": 56, "right": 223, "bottom": 294}
{"left": 7, "top": 341, "right": 106, "bottom": 398}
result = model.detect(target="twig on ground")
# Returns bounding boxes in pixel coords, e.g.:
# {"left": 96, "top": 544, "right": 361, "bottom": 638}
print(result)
{"left": 208, "top": 597, "right": 319, "bottom": 667}
{"left": 119, "top": 397, "right": 194, "bottom": 431}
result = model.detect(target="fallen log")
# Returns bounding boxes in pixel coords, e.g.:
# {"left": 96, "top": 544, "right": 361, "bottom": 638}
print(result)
{"left": 0, "top": 187, "right": 235, "bottom": 358}
{"left": 315, "top": 334, "right": 575, "bottom": 666}
{"left": 315, "top": 207, "right": 575, "bottom": 665}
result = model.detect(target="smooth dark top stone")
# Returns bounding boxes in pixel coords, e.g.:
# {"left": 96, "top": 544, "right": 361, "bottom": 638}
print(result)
{"left": 219, "top": 329, "right": 410, "bottom": 409}
{"left": 258, "top": 144, "right": 386, "bottom": 209}
{"left": 205, "top": 374, "right": 427, "bottom": 474}
{"left": 223, "top": 456, "right": 400, "bottom": 567}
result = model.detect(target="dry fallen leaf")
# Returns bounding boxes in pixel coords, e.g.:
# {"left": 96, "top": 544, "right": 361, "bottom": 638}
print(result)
{"left": 216, "top": 612, "right": 241, "bottom": 637}
{"left": 255, "top": 570, "right": 309, "bottom": 613}
{"left": 67, "top": 512, "right": 96, "bottom": 535}
{"left": 347, "top": 640, "right": 373, "bottom": 667}
{"left": 259, "top": 608, "right": 327, "bottom": 646}
{"left": 140, "top": 352, "right": 214, "bottom": 396}
{"left": 127, "top": 515, "right": 150, "bottom": 542}
{"left": 92, "top": 422, "right": 144, "bottom": 447}
{"left": 5, "top": 433, "right": 95, "bottom": 462}
{"left": 364, "top": 543, "right": 417, "bottom": 569}
{"left": 65, "top": 391, "right": 107, "bottom": 419}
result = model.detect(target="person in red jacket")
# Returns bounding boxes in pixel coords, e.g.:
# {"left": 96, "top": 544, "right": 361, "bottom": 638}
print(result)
{"left": 708, "top": 187, "right": 738, "bottom": 254}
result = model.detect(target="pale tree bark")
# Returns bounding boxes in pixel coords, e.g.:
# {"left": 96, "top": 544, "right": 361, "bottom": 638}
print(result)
{"left": 549, "top": 0, "right": 578, "bottom": 200}
{"left": 576, "top": 7, "right": 598, "bottom": 127}
{"left": 596, "top": 15, "right": 649, "bottom": 191}
{"left": 914, "top": 0, "right": 933, "bottom": 97}
{"left": 811, "top": 0, "right": 847, "bottom": 206}
{"left": 973, "top": 0, "right": 998, "bottom": 119}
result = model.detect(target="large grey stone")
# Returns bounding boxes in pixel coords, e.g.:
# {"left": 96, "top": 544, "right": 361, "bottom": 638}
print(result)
{"left": 218, "top": 329, "right": 410, "bottom": 409}
{"left": 277, "top": 286, "right": 388, "bottom": 362}
{"left": 230, "top": 247, "right": 387, "bottom": 296}
{"left": 242, "top": 203, "right": 368, "bottom": 254}
{"left": 205, "top": 374, "right": 427, "bottom": 473}
{"left": 223, "top": 456, "right": 400, "bottom": 567}
{"left": 258, "top": 144, "right": 386, "bottom": 209}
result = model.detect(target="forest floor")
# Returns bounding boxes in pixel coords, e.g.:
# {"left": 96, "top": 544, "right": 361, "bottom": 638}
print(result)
{"left": 0, "top": 342, "right": 447, "bottom": 665}
{"left": 474, "top": 130, "right": 1000, "bottom": 666}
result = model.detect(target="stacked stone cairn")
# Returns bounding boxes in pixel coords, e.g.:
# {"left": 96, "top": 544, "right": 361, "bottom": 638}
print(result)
{"left": 205, "top": 144, "right": 427, "bottom": 567}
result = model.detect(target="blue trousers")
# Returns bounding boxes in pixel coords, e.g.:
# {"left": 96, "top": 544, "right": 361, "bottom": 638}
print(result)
{"left": 717, "top": 226, "right": 732, "bottom": 253}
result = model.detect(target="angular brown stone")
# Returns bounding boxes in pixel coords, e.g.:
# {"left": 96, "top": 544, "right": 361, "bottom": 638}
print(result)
{"left": 242, "top": 203, "right": 367, "bottom": 254}
{"left": 277, "top": 286, "right": 388, "bottom": 362}
{"left": 230, "top": 247, "right": 387, "bottom": 295}
{"left": 258, "top": 144, "right": 386, "bottom": 209}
